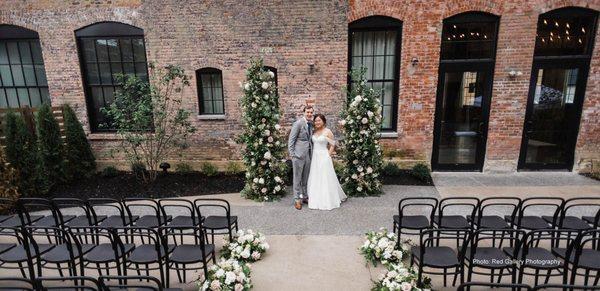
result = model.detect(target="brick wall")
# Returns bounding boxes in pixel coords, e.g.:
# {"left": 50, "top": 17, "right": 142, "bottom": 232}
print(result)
{"left": 1, "top": 0, "right": 598, "bottom": 172}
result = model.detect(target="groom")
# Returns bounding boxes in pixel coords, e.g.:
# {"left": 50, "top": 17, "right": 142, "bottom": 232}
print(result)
{"left": 288, "top": 105, "right": 314, "bottom": 210}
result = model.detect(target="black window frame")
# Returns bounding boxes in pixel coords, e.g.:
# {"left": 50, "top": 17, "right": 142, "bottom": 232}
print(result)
{"left": 348, "top": 15, "right": 403, "bottom": 132}
{"left": 74, "top": 21, "right": 149, "bottom": 132}
{"left": 0, "top": 24, "right": 49, "bottom": 108}
{"left": 196, "top": 67, "right": 225, "bottom": 115}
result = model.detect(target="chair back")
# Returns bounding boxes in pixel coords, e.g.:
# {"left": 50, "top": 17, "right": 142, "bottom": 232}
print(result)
{"left": 475, "top": 197, "right": 521, "bottom": 228}
{"left": 0, "top": 277, "right": 35, "bottom": 291}
{"left": 398, "top": 197, "right": 437, "bottom": 227}
{"left": 37, "top": 276, "right": 100, "bottom": 291}
{"left": 561, "top": 197, "right": 600, "bottom": 228}
{"left": 457, "top": 282, "right": 532, "bottom": 291}
{"left": 516, "top": 197, "right": 564, "bottom": 227}
{"left": 124, "top": 198, "right": 165, "bottom": 225}
{"left": 437, "top": 197, "right": 479, "bottom": 225}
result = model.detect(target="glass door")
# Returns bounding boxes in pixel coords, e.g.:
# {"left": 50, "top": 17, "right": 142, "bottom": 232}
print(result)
{"left": 518, "top": 61, "right": 589, "bottom": 170}
{"left": 432, "top": 63, "right": 493, "bottom": 171}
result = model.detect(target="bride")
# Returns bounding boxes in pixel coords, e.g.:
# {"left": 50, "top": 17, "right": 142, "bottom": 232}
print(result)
{"left": 307, "top": 114, "right": 347, "bottom": 210}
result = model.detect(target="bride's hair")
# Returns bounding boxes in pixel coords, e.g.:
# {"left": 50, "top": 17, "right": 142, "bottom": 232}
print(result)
{"left": 313, "top": 114, "right": 326, "bottom": 126}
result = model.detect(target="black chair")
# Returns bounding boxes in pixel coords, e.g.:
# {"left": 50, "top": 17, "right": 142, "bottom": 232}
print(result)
{"left": 160, "top": 226, "right": 215, "bottom": 286}
{"left": 124, "top": 198, "right": 171, "bottom": 228}
{"left": 546, "top": 197, "right": 600, "bottom": 236}
{"left": 532, "top": 284, "right": 600, "bottom": 290}
{"left": 25, "top": 226, "right": 93, "bottom": 278}
{"left": 393, "top": 197, "right": 437, "bottom": 246}
{"left": 53, "top": 198, "right": 107, "bottom": 228}
{"left": 434, "top": 197, "right": 479, "bottom": 230}
{"left": 457, "top": 282, "right": 532, "bottom": 291}
{"left": 509, "top": 197, "right": 563, "bottom": 231}
{"left": 410, "top": 228, "right": 470, "bottom": 287}
{"left": 73, "top": 226, "right": 134, "bottom": 277}
{"left": 464, "top": 229, "right": 525, "bottom": 285}
{"left": 159, "top": 199, "right": 201, "bottom": 228}
{"left": 118, "top": 227, "right": 171, "bottom": 287}
{"left": 99, "top": 275, "right": 183, "bottom": 291}
{"left": 37, "top": 276, "right": 100, "bottom": 291}
{"left": 503, "top": 229, "right": 567, "bottom": 286}
{"left": 87, "top": 199, "right": 138, "bottom": 228}
{"left": 582, "top": 208, "right": 600, "bottom": 228}
{"left": 18, "top": 198, "right": 76, "bottom": 228}
{"left": 0, "top": 198, "right": 36, "bottom": 228}
{"left": 0, "top": 226, "right": 52, "bottom": 279}
{"left": 0, "top": 277, "right": 36, "bottom": 291}
{"left": 194, "top": 198, "right": 238, "bottom": 243}
{"left": 471, "top": 197, "right": 520, "bottom": 230}
{"left": 563, "top": 229, "right": 600, "bottom": 286}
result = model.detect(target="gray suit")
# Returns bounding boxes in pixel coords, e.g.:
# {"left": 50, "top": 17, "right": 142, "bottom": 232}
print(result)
{"left": 288, "top": 117, "right": 312, "bottom": 201}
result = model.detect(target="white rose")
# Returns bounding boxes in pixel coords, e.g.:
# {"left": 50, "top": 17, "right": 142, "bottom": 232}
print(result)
{"left": 268, "top": 136, "right": 273, "bottom": 143}
{"left": 354, "top": 95, "right": 362, "bottom": 102}
{"left": 361, "top": 117, "right": 368, "bottom": 124}
{"left": 274, "top": 176, "right": 282, "bottom": 183}
{"left": 401, "top": 282, "right": 412, "bottom": 291}
{"left": 240, "top": 249, "right": 251, "bottom": 259}
{"left": 258, "top": 178, "right": 264, "bottom": 184}
{"left": 357, "top": 186, "right": 363, "bottom": 191}
{"left": 268, "top": 71, "right": 275, "bottom": 78}
{"left": 215, "top": 269, "right": 225, "bottom": 278}
{"left": 261, "top": 82, "right": 269, "bottom": 89}
{"left": 358, "top": 166, "right": 363, "bottom": 172}
{"left": 351, "top": 174, "right": 358, "bottom": 179}
{"left": 264, "top": 129, "right": 271, "bottom": 136}
{"left": 235, "top": 284, "right": 244, "bottom": 291}
{"left": 263, "top": 94, "right": 269, "bottom": 100}
{"left": 261, "top": 188, "right": 267, "bottom": 193}
{"left": 210, "top": 280, "right": 221, "bottom": 290}
{"left": 251, "top": 102, "right": 257, "bottom": 108}
{"left": 244, "top": 83, "right": 251, "bottom": 91}
{"left": 275, "top": 185, "right": 281, "bottom": 191}
{"left": 367, "top": 167, "right": 373, "bottom": 174}
{"left": 253, "top": 178, "right": 258, "bottom": 183}
{"left": 263, "top": 151, "right": 272, "bottom": 159}
{"left": 338, "top": 119, "right": 346, "bottom": 126}
{"left": 353, "top": 160, "right": 358, "bottom": 165}
{"left": 367, "top": 111, "right": 374, "bottom": 118}
{"left": 225, "top": 271, "right": 237, "bottom": 285}
{"left": 275, "top": 124, "right": 281, "bottom": 130}
{"left": 251, "top": 251, "right": 261, "bottom": 260}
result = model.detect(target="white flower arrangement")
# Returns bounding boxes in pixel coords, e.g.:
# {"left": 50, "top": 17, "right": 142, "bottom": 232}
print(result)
{"left": 359, "top": 228, "right": 404, "bottom": 267}
{"left": 198, "top": 258, "right": 252, "bottom": 291}
{"left": 372, "top": 264, "right": 432, "bottom": 291}
{"left": 221, "top": 229, "right": 270, "bottom": 263}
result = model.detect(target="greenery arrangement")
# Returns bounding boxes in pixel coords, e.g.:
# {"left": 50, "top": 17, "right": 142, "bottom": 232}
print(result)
{"left": 198, "top": 258, "right": 252, "bottom": 291}
{"left": 102, "top": 64, "right": 196, "bottom": 184}
{"left": 175, "top": 162, "right": 194, "bottom": 173}
{"left": 340, "top": 69, "right": 384, "bottom": 196}
{"left": 238, "top": 58, "right": 287, "bottom": 201}
{"left": 63, "top": 105, "right": 96, "bottom": 181}
{"left": 0, "top": 145, "right": 20, "bottom": 203}
{"left": 3, "top": 111, "right": 41, "bottom": 196}
{"left": 221, "top": 229, "right": 270, "bottom": 263}
{"left": 372, "top": 263, "right": 432, "bottom": 291}
{"left": 201, "top": 162, "right": 218, "bottom": 177}
{"left": 36, "top": 104, "right": 65, "bottom": 192}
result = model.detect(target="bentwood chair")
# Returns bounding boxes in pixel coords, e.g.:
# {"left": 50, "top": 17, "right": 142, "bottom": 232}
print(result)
{"left": 119, "top": 227, "right": 171, "bottom": 287}
{"left": 0, "top": 226, "right": 52, "bottom": 279}
{"left": 124, "top": 198, "right": 171, "bottom": 228}
{"left": 547, "top": 197, "right": 600, "bottom": 238}
{"left": 74, "top": 226, "right": 134, "bottom": 277}
{"left": 434, "top": 197, "right": 479, "bottom": 230}
{"left": 563, "top": 229, "right": 600, "bottom": 286}
{"left": 160, "top": 226, "right": 215, "bottom": 286}
{"left": 37, "top": 276, "right": 101, "bottom": 291}
{"left": 159, "top": 199, "right": 201, "bottom": 228}
{"left": 0, "top": 198, "right": 37, "bottom": 228}
{"left": 87, "top": 199, "right": 138, "bottom": 228}
{"left": 54, "top": 198, "right": 107, "bottom": 228}
{"left": 18, "top": 198, "right": 75, "bottom": 228}
{"left": 508, "top": 197, "right": 563, "bottom": 231}
{"left": 0, "top": 277, "right": 36, "bottom": 291}
{"left": 194, "top": 198, "right": 238, "bottom": 243}
{"left": 393, "top": 197, "right": 437, "bottom": 246}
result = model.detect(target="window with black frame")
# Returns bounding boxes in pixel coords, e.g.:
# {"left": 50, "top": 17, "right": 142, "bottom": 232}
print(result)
{"left": 196, "top": 68, "right": 225, "bottom": 115}
{"left": 75, "top": 22, "right": 149, "bottom": 132}
{"left": 0, "top": 25, "right": 49, "bottom": 108}
{"left": 349, "top": 16, "right": 402, "bottom": 131}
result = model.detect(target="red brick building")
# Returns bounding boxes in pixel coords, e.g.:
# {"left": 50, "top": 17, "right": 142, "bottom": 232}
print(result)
{"left": 0, "top": 0, "right": 598, "bottom": 173}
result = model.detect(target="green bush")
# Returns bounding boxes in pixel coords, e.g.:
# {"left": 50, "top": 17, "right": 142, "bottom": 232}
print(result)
{"left": 0, "top": 145, "right": 20, "bottom": 205}
{"left": 201, "top": 162, "right": 218, "bottom": 177}
{"left": 100, "top": 166, "right": 119, "bottom": 178}
{"left": 411, "top": 163, "right": 431, "bottom": 182}
{"left": 225, "top": 162, "right": 243, "bottom": 175}
{"left": 37, "top": 104, "right": 65, "bottom": 191}
{"left": 63, "top": 105, "right": 96, "bottom": 181}
{"left": 382, "top": 162, "right": 402, "bottom": 176}
{"left": 131, "top": 162, "right": 147, "bottom": 178}
{"left": 175, "top": 163, "right": 194, "bottom": 173}
{"left": 3, "top": 111, "right": 41, "bottom": 196}
{"left": 333, "top": 160, "right": 345, "bottom": 177}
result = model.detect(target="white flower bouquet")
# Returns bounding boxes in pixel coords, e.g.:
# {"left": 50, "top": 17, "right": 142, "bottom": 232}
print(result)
{"left": 198, "top": 258, "right": 252, "bottom": 291}
{"left": 372, "top": 264, "right": 432, "bottom": 291}
{"left": 360, "top": 228, "right": 407, "bottom": 267}
{"left": 221, "top": 229, "right": 270, "bottom": 262}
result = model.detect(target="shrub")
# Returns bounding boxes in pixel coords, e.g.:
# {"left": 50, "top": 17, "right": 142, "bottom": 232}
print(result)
{"left": 3, "top": 111, "right": 41, "bottom": 196}
{"left": 225, "top": 161, "right": 243, "bottom": 175}
{"left": 63, "top": 105, "right": 96, "bottom": 181}
{"left": 175, "top": 162, "right": 194, "bottom": 173}
{"left": 201, "top": 162, "right": 218, "bottom": 177}
{"left": 411, "top": 163, "right": 431, "bottom": 182}
{"left": 0, "top": 145, "right": 20, "bottom": 205}
{"left": 101, "top": 64, "right": 196, "bottom": 184}
{"left": 382, "top": 162, "right": 402, "bottom": 176}
{"left": 131, "top": 162, "right": 147, "bottom": 178}
{"left": 333, "top": 160, "right": 345, "bottom": 177}
{"left": 100, "top": 166, "right": 119, "bottom": 178}
{"left": 37, "top": 104, "right": 65, "bottom": 191}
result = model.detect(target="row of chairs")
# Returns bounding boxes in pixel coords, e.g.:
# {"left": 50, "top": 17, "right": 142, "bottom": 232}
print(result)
{"left": 0, "top": 275, "right": 182, "bottom": 291}
{"left": 457, "top": 282, "right": 600, "bottom": 291}
{"left": 0, "top": 197, "right": 239, "bottom": 244}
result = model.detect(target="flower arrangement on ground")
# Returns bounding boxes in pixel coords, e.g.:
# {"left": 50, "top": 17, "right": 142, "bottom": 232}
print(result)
{"left": 198, "top": 258, "right": 252, "bottom": 291}
{"left": 372, "top": 263, "right": 432, "bottom": 291}
{"left": 221, "top": 229, "right": 270, "bottom": 262}
{"left": 238, "top": 58, "right": 287, "bottom": 201}
{"left": 340, "top": 68, "right": 384, "bottom": 197}
{"left": 360, "top": 227, "right": 405, "bottom": 267}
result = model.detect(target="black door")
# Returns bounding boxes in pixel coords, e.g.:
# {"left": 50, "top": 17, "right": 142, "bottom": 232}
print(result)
{"left": 518, "top": 59, "right": 589, "bottom": 170}
{"left": 432, "top": 62, "right": 493, "bottom": 171}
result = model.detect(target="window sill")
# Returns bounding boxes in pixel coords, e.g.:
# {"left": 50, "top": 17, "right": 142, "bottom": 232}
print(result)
{"left": 379, "top": 132, "right": 399, "bottom": 139}
{"left": 197, "top": 114, "right": 226, "bottom": 120}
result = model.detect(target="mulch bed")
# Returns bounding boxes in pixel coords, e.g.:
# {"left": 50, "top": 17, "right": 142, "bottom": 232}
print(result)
{"left": 382, "top": 170, "right": 434, "bottom": 186}
{"left": 48, "top": 172, "right": 245, "bottom": 200}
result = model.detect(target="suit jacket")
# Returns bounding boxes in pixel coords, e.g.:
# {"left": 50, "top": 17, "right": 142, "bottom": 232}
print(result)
{"left": 288, "top": 117, "right": 312, "bottom": 160}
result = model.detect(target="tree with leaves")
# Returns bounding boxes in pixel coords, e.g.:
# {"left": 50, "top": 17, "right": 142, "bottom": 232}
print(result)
{"left": 63, "top": 105, "right": 96, "bottom": 181}
{"left": 3, "top": 111, "right": 40, "bottom": 196}
{"left": 340, "top": 69, "right": 384, "bottom": 196}
{"left": 101, "top": 64, "right": 196, "bottom": 184}
{"left": 238, "top": 58, "right": 287, "bottom": 201}
{"left": 37, "top": 104, "right": 65, "bottom": 191}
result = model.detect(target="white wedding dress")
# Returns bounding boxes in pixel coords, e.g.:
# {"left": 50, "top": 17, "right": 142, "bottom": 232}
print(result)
{"left": 307, "top": 133, "right": 347, "bottom": 210}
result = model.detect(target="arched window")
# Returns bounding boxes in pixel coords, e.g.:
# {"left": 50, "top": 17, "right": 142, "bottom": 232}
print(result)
{"left": 196, "top": 67, "right": 224, "bottom": 115}
{"left": 0, "top": 24, "right": 49, "bottom": 108}
{"left": 349, "top": 16, "right": 402, "bottom": 131}
{"left": 75, "top": 21, "right": 148, "bottom": 132}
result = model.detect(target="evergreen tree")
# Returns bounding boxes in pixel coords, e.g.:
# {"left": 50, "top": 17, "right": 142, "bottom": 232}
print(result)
{"left": 238, "top": 58, "right": 287, "bottom": 201}
{"left": 340, "top": 69, "right": 384, "bottom": 196}
{"left": 36, "top": 104, "right": 65, "bottom": 190}
{"left": 3, "top": 111, "right": 40, "bottom": 196}
{"left": 0, "top": 143, "right": 20, "bottom": 202}
{"left": 63, "top": 105, "right": 96, "bottom": 180}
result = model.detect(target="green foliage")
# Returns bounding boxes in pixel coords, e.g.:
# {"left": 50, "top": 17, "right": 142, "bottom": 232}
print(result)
{"left": 410, "top": 163, "right": 431, "bottom": 182}
{"left": 382, "top": 162, "right": 402, "bottom": 176}
{"left": 340, "top": 68, "right": 384, "bottom": 196}
{"left": 101, "top": 63, "right": 196, "bottom": 184}
{"left": 200, "top": 162, "right": 218, "bottom": 177}
{"left": 238, "top": 58, "right": 287, "bottom": 201}
{"left": 175, "top": 162, "right": 194, "bottom": 173}
{"left": 333, "top": 160, "right": 345, "bottom": 177}
{"left": 0, "top": 145, "right": 20, "bottom": 205}
{"left": 225, "top": 161, "right": 244, "bottom": 175}
{"left": 3, "top": 111, "right": 41, "bottom": 196}
{"left": 131, "top": 162, "right": 147, "bottom": 178}
{"left": 63, "top": 105, "right": 96, "bottom": 181}
{"left": 100, "top": 166, "right": 119, "bottom": 178}
{"left": 37, "top": 104, "right": 65, "bottom": 191}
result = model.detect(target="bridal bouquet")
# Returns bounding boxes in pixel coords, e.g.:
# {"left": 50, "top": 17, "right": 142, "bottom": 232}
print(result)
{"left": 221, "top": 229, "right": 270, "bottom": 262}
{"left": 360, "top": 228, "right": 404, "bottom": 267}
{"left": 198, "top": 258, "right": 252, "bottom": 291}
{"left": 372, "top": 264, "right": 432, "bottom": 291}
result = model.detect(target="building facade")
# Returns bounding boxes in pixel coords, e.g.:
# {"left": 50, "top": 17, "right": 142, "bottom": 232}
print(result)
{"left": 0, "top": 0, "right": 598, "bottom": 172}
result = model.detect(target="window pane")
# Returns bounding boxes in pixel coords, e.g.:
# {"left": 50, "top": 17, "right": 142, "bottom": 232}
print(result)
{"left": 30, "top": 41, "right": 43, "bottom": 64}
{"left": 0, "top": 65, "right": 13, "bottom": 86}
{"left": 103, "top": 87, "right": 115, "bottom": 104}
{"left": 34, "top": 65, "right": 47, "bottom": 86}
{"left": 383, "top": 81, "right": 394, "bottom": 105}
{"left": 85, "top": 63, "right": 100, "bottom": 84}
{"left": 214, "top": 86, "right": 223, "bottom": 101}
{"left": 351, "top": 56, "right": 363, "bottom": 70}
{"left": 107, "top": 39, "right": 120, "bottom": 62}
{"left": 373, "top": 56, "right": 385, "bottom": 80}
{"left": 352, "top": 31, "right": 363, "bottom": 56}
{"left": 534, "top": 11, "right": 597, "bottom": 56}
{"left": 81, "top": 39, "right": 97, "bottom": 62}
{"left": 6, "top": 88, "right": 18, "bottom": 107}
{"left": 91, "top": 87, "right": 104, "bottom": 107}
{"left": 132, "top": 39, "right": 146, "bottom": 61}
{"left": 7, "top": 42, "right": 20, "bottom": 64}
{"left": 374, "top": 31, "right": 386, "bottom": 55}
{"left": 202, "top": 87, "right": 212, "bottom": 100}
{"left": 28, "top": 88, "right": 42, "bottom": 107}
{"left": 121, "top": 39, "right": 133, "bottom": 62}
{"left": 385, "top": 31, "right": 397, "bottom": 55}
{"left": 40, "top": 87, "right": 49, "bottom": 103}
{"left": 135, "top": 63, "right": 147, "bottom": 80}
{"left": 441, "top": 20, "right": 497, "bottom": 60}
{"left": 99, "top": 63, "right": 112, "bottom": 84}
{"left": 96, "top": 39, "right": 109, "bottom": 62}
{"left": 201, "top": 74, "right": 211, "bottom": 86}
{"left": 23, "top": 64, "right": 37, "bottom": 86}
{"left": 384, "top": 56, "right": 395, "bottom": 79}
{"left": 0, "top": 90, "right": 7, "bottom": 108}
{"left": 17, "top": 88, "right": 29, "bottom": 106}
{"left": 11, "top": 65, "right": 25, "bottom": 86}
{"left": 213, "top": 99, "right": 224, "bottom": 114}
{"left": 111, "top": 63, "right": 123, "bottom": 82}
{"left": 212, "top": 74, "right": 222, "bottom": 88}
{"left": 363, "top": 56, "right": 373, "bottom": 79}
{"left": 123, "top": 62, "right": 135, "bottom": 75}
{"left": 203, "top": 100, "right": 213, "bottom": 114}
{"left": 18, "top": 42, "right": 32, "bottom": 64}
{"left": 0, "top": 43, "right": 8, "bottom": 64}
{"left": 382, "top": 106, "right": 391, "bottom": 129}
{"left": 363, "top": 32, "right": 374, "bottom": 56}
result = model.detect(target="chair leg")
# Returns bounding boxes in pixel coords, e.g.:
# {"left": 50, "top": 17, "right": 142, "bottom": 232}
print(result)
{"left": 593, "top": 270, "right": 600, "bottom": 286}
{"left": 443, "top": 267, "right": 447, "bottom": 287}
{"left": 452, "top": 266, "right": 459, "bottom": 286}
{"left": 490, "top": 269, "right": 495, "bottom": 283}
{"left": 534, "top": 268, "right": 540, "bottom": 286}
{"left": 584, "top": 269, "right": 590, "bottom": 286}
